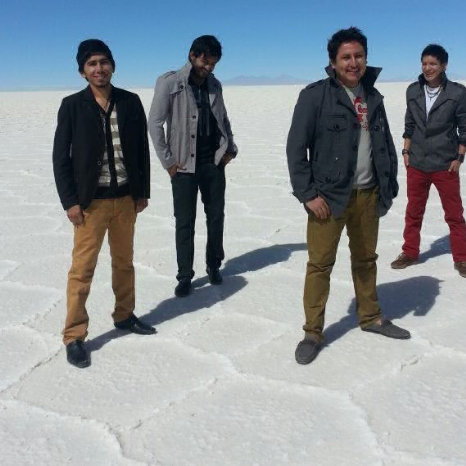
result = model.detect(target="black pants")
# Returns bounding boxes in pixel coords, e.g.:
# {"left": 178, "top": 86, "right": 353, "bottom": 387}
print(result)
{"left": 171, "top": 163, "right": 226, "bottom": 281}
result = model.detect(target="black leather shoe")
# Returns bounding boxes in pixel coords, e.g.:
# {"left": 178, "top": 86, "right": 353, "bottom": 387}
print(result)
{"left": 206, "top": 267, "right": 222, "bottom": 285}
{"left": 175, "top": 279, "right": 192, "bottom": 297}
{"left": 114, "top": 314, "right": 156, "bottom": 335}
{"left": 66, "top": 340, "right": 91, "bottom": 368}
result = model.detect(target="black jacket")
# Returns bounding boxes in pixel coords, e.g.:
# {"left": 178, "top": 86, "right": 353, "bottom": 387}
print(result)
{"left": 53, "top": 86, "right": 150, "bottom": 210}
{"left": 286, "top": 66, "right": 398, "bottom": 218}
{"left": 403, "top": 74, "right": 466, "bottom": 172}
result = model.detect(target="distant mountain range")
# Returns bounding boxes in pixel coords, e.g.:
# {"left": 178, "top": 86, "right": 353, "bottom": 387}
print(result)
{"left": 222, "top": 75, "right": 308, "bottom": 86}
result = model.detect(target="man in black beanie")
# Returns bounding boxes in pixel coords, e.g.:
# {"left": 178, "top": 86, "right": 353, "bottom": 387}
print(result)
{"left": 53, "top": 39, "right": 155, "bottom": 368}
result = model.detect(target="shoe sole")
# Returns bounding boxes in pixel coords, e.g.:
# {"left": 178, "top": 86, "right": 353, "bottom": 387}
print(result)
{"left": 391, "top": 261, "right": 417, "bottom": 270}
{"left": 362, "top": 328, "right": 411, "bottom": 339}
{"left": 67, "top": 358, "right": 91, "bottom": 368}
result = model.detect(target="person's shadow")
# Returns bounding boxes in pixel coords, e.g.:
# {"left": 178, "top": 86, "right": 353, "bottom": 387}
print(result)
{"left": 323, "top": 275, "right": 442, "bottom": 346}
{"left": 418, "top": 235, "right": 450, "bottom": 263}
{"left": 87, "top": 242, "right": 307, "bottom": 352}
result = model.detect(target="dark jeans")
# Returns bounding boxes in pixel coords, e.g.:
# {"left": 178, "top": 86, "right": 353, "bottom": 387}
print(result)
{"left": 171, "top": 163, "right": 226, "bottom": 281}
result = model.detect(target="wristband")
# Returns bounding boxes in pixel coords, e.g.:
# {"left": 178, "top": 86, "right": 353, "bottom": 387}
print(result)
{"left": 457, "top": 153, "right": 465, "bottom": 163}
{"left": 401, "top": 149, "right": 410, "bottom": 156}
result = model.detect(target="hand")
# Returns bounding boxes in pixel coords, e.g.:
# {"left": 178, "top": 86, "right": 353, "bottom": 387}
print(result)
{"left": 67, "top": 205, "right": 84, "bottom": 226}
{"left": 306, "top": 196, "right": 331, "bottom": 220}
{"left": 403, "top": 154, "right": 410, "bottom": 168}
{"left": 448, "top": 160, "right": 461, "bottom": 173}
{"left": 135, "top": 198, "right": 148, "bottom": 213}
{"left": 222, "top": 153, "right": 235, "bottom": 166}
{"left": 167, "top": 163, "right": 180, "bottom": 178}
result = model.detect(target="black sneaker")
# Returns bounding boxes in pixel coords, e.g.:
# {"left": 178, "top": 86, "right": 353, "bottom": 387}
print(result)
{"left": 295, "top": 337, "right": 321, "bottom": 365}
{"left": 206, "top": 267, "right": 222, "bottom": 285}
{"left": 362, "top": 320, "right": 411, "bottom": 339}
{"left": 114, "top": 314, "right": 156, "bottom": 335}
{"left": 66, "top": 340, "right": 90, "bottom": 368}
{"left": 175, "top": 278, "right": 192, "bottom": 297}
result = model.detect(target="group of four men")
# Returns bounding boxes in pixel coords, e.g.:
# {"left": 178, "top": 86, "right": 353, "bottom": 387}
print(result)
{"left": 53, "top": 29, "right": 466, "bottom": 368}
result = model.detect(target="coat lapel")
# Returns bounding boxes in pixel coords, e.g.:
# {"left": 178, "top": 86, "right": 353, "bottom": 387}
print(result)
{"left": 113, "top": 87, "right": 127, "bottom": 134}
{"left": 427, "top": 87, "right": 448, "bottom": 117}
{"left": 81, "top": 86, "right": 105, "bottom": 142}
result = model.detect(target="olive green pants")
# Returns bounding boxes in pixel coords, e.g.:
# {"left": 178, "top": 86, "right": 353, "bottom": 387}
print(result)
{"left": 303, "top": 188, "right": 382, "bottom": 342}
{"left": 63, "top": 196, "right": 137, "bottom": 345}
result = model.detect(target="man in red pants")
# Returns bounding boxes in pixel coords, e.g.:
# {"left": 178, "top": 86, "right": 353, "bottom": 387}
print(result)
{"left": 391, "top": 44, "right": 466, "bottom": 277}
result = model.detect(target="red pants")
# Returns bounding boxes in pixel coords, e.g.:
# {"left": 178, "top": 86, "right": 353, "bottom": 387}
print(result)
{"left": 402, "top": 167, "right": 466, "bottom": 262}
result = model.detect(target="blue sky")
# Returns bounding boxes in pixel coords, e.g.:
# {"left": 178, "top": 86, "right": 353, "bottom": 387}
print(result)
{"left": 1, "top": 0, "right": 465, "bottom": 90}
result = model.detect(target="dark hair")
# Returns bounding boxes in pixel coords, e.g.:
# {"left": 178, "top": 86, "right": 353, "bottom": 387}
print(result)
{"left": 421, "top": 44, "right": 448, "bottom": 64}
{"left": 189, "top": 35, "right": 222, "bottom": 60}
{"left": 76, "top": 39, "right": 115, "bottom": 73}
{"left": 327, "top": 27, "right": 367, "bottom": 62}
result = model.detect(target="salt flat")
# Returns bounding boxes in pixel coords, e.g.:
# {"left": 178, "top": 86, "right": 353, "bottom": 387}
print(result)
{"left": 0, "top": 83, "right": 465, "bottom": 465}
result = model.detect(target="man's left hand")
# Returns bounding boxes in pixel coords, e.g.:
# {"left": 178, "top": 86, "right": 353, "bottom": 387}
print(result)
{"left": 222, "top": 153, "right": 235, "bottom": 166}
{"left": 448, "top": 160, "right": 461, "bottom": 173}
{"left": 135, "top": 198, "right": 149, "bottom": 213}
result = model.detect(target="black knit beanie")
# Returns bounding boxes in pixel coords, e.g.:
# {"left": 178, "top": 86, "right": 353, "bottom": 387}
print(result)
{"left": 76, "top": 39, "right": 115, "bottom": 72}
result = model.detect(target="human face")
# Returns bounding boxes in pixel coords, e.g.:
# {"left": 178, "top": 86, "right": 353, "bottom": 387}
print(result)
{"left": 422, "top": 55, "right": 446, "bottom": 87}
{"left": 81, "top": 54, "right": 113, "bottom": 88}
{"left": 189, "top": 52, "right": 219, "bottom": 81}
{"left": 331, "top": 41, "right": 367, "bottom": 88}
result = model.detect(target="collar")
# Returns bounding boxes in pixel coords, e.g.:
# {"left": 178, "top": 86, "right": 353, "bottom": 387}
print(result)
{"left": 179, "top": 61, "right": 217, "bottom": 88}
{"left": 83, "top": 84, "right": 119, "bottom": 102}
{"left": 325, "top": 64, "right": 382, "bottom": 90}
{"left": 418, "top": 72, "right": 448, "bottom": 89}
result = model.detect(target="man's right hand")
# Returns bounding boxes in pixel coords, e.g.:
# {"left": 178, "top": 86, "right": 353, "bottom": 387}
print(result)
{"left": 67, "top": 205, "right": 84, "bottom": 226}
{"left": 306, "top": 196, "right": 331, "bottom": 220}
{"left": 167, "top": 163, "right": 180, "bottom": 178}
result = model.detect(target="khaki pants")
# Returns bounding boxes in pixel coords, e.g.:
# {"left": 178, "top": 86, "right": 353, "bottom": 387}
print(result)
{"left": 63, "top": 196, "right": 137, "bottom": 345}
{"left": 303, "top": 188, "right": 381, "bottom": 342}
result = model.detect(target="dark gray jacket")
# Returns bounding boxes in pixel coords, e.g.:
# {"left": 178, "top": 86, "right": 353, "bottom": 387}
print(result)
{"left": 286, "top": 66, "right": 398, "bottom": 218}
{"left": 403, "top": 74, "right": 466, "bottom": 172}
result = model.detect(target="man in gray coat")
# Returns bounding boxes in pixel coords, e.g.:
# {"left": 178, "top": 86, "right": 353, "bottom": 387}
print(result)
{"left": 287, "top": 27, "right": 410, "bottom": 365}
{"left": 149, "top": 35, "right": 237, "bottom": 297}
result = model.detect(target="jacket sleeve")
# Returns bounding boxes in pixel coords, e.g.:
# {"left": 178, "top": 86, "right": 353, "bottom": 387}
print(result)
{"left": 286, "top": 89, "right": 318, "bottom": 204}
{"left": 52, "top": 99, "right": 78, "bottom": 210}
{"left": 403, "top": 89, "right": 415, "bottom": 139}
{"left": 148, "top": 75, "right": 176, "bottom": 169}
{"left": 456, "top": 87, "right": 466, "bottom": 146}
{"left": 219, "top": 88, "right": 238, "bottom": 156}
{"left": 136, "top": 95, "right": 150, "bottom": 199}
{"left": 381, "top": 104, "right": 399, "bottom": 198}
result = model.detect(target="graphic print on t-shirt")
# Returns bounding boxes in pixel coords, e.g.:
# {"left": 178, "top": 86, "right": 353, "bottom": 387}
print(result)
{"left": 353, "top": 96, "right": 369, "bottom": 131}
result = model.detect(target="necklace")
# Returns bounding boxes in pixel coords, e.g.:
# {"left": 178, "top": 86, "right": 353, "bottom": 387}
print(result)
{"left": 425, "top": 85, "right": 441, "bottom": 101}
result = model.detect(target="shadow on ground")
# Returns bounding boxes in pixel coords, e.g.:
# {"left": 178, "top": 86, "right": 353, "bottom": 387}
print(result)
{"left": 88, "top": 242, "right": 306, "bottom": 352}
{"left": 323, "top": 275, "right": 442, "bottom": 346}
{"left": 418, "top": 235, "right": 450, "bottom": 263}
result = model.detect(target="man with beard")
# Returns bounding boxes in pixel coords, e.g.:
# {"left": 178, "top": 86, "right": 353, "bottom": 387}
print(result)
{"left": 149, "top": 35, "right": 237, "bottom": 297}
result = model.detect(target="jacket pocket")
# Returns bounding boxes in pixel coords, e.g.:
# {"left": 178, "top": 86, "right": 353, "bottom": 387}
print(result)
{"left": 326, "top": 115, "right": 348, "bottom": 133}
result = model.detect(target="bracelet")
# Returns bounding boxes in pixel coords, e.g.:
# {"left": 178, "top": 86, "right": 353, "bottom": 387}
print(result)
{"left": 457, "top": 153, "right": 465, "bottom": 163}
{"left": 401, "top": 149, "right": 410, "bottom": 156}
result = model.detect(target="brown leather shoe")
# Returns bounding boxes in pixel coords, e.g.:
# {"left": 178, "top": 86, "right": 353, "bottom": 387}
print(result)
{"left": 391, "top": 252, "right": 417, "bottom": 269}
{"left": 454, "top": 262, "right": 466, "bottom": 278}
